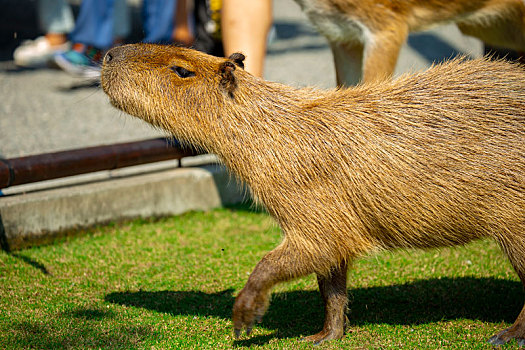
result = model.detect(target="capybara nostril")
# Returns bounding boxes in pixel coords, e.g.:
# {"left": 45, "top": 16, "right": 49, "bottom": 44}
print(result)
{"left": 104, "top": 52, "right": 113, "bottom": 64}
{"left": 103, "top": 45, "right": 133, "bottom": 66}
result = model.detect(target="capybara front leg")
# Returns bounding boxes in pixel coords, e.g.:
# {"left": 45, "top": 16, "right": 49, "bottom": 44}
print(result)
{"left": 303, "top": 261, "right": 349, "bottom": 344}
{"left": 233, "top": 240, "right": 317, "bottom": 338}
{"left": 361, "top": 24, "right": 408, "bottom": 83}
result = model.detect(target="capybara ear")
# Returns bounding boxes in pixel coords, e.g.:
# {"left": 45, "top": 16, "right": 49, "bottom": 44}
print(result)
{"left": 219, "top": 61, "right": 237, "bottom": 97}
{"left": 229, "top": 52, "right": 245, "bottom": 69}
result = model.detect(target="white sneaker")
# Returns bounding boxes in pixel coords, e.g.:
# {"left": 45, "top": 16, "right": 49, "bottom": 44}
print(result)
{"left": 13, "top": 36, "right": 71, "bottom": 68}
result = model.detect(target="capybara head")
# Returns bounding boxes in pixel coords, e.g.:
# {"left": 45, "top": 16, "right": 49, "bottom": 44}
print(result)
{"left": 101, "top": 44, "right": 247, "bottom": 141}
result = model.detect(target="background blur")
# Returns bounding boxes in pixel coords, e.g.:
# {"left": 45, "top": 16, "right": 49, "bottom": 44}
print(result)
{"left": 0, "top": 0, "right": 483, "bottom": 159}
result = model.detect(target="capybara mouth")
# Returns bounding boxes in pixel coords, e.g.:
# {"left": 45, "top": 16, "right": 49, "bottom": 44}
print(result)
{"left": 100, "top": 64, "right": 125, "bottom": 112}
{"left": 100, "top": 70, "right": 112, "bottom": 97}
{"left": 100, "top": 72, "right": 125, "bottom": 113}
{"left": 100, "top": 64, "right": 116, "bottom": 95}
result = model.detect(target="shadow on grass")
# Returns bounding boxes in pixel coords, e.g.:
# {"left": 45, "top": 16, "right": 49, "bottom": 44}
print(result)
{"left": 105, "top": 277, "right": 523, "bottom": 345}
{"left": 8, "top": 307, "right": 158, "bottom": 349}
{"left": 8, "top": 252, "right": 51, "bottom": 275}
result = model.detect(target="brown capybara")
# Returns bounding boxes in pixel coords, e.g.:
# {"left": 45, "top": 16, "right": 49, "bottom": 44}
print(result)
{"left": 294, "top": 0, "right": 525, "bottom": 85}
{"left": 101, "top": 43, "right": 525, "bottom": 345}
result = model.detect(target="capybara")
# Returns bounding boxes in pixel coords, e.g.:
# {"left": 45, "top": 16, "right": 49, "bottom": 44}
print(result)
{"left": 294, "top": 0, "right": 525, "bottom": 85}
{"left": 101, "top": 43, "right": 525, "bottom": 345}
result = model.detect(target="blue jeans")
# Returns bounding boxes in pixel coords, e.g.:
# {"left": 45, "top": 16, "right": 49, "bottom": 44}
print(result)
{"left": 142, "top": 0, "right": 176, "bottom": 44}
{"left": 39, "top": 0, "right": 75, "bottom": 34}
{"left": 70, "top": 0, "right": 176, "bottom": 49}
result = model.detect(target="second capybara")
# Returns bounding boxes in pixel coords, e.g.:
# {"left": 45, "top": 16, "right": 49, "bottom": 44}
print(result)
{"left": 294, "top": 0, "right": 525, "bottom": 85}
{"left": 100, "top": 43, "right": 525, "bottom": 345}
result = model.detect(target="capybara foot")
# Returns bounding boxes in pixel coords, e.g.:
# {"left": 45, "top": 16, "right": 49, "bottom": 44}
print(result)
{"left": 302, "top": 329, "right": 345, "bottom": 345}
{"left": 302, "top": 315, "right": 348, "bottom": 344}
{"left": 488, "top": 327, "right": 525, "bottom": 347}
{"left": 232, "top": 287, "right": 269, "bottom": 338}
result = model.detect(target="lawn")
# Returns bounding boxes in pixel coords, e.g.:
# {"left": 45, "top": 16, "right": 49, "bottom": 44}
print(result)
{"left": 0, "top": 205, "right": 522, "bottom": 349}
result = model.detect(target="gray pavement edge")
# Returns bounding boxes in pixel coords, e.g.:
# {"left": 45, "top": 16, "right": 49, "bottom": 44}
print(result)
{"left": 0, "top": 164, "right": 248, "bottom": 251}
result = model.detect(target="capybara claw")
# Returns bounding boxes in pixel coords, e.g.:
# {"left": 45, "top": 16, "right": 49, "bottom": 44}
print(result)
{"left": 487, "top": 335, "right": 506, "bottom": 346}
{"left": 233, "top": 326, "right": 254, "bottom": 339}
{"left": 302, "top": 330, "right": 344, "bottom": 345}
{"left": 234, "top": 328, "right": 241, "bottom": 339}
{"left": 488, "top": 328, "right": 525, "bottom": 347}
{"left": 490, "top": 336, "right": 525, "bottom": 347}
{"left": 232, "top": 286, "right": 269, "bottom": 339}
{"left": 300, "top": 337, "right": 323, "bottom": 346}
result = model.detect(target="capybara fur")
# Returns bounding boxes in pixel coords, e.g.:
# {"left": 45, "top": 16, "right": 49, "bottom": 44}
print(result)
{"left": 101, "top": 44, "right": 525, "bottom": 345}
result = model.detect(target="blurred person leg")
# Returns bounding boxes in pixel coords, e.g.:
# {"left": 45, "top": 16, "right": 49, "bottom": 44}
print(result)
{"left": 113, "top": 0, "right": 131, "bottom": 45}
{"left": 221, "top": 0, "right": 272, "bottom": 77}
{"left": 13, "top": 0, "right": 74, "bottom": 67}
{"left": 142, "top": 0, "right": 176, "bottom": 43}
{"left": 69, "top": 0, "right": 115, "bottom": 49}
{"left": 40, "top": 0, "right": 74, "bottom": 46}
{"left": 54, "top": 0, "right": 116, "bottom": 79}
{"left": 172, "top": 0, "right": 194, "bottom": 47}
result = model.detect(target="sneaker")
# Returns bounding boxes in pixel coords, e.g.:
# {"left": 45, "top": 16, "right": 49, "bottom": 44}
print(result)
{"left": 54, "top": 45, "right": 102, "bottom": 79}
{"left": 13, "top": 36, "right": 70, "bottom": 68}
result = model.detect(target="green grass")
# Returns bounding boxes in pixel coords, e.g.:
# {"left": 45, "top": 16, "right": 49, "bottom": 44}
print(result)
{"left": 0, "top": 205, "right": 523, "bottom": 349}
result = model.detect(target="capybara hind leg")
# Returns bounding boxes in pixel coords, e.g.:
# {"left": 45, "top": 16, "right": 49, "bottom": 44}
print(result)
{"left": 488, "top": 304, "right": 525, "bottom": 346}
{"left": 489, "top": 245, "right": 525, "bottom": 346}
{"left": 303, "top": 261, "right": 349, "bottom": 344}
{"left": 233, "top": 240, "right": 318, "bottom": 337}
{"left": 488, "top": 277, "right": 525, "bottom": 346}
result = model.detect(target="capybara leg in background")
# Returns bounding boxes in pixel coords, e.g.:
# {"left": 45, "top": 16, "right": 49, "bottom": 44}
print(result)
{"left": 295, "top": 0, "right": 525, "bottom": 85}
{"left": 303, "top": 262, "right": 349, "bottom": 344}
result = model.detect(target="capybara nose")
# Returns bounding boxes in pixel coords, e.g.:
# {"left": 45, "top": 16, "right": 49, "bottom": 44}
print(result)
{"left": 103, "top": 45, "right": 131, "bottom": 66}
{"left": 103, "top": 51, "right": 114, "bottom": 65}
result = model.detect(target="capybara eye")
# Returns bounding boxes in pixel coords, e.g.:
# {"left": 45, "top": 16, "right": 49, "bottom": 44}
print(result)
{"left": 171, "top": 66, "right": 196, "bottom": 78}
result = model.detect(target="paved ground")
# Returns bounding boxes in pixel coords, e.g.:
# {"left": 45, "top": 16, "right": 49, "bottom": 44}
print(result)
{"left": 0, "top": 0, "right": 482, "bottom": 159}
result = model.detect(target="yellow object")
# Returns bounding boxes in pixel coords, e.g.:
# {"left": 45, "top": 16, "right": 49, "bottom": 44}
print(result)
{"left": 209, "top": 0, "right": 222, "bottom": 40}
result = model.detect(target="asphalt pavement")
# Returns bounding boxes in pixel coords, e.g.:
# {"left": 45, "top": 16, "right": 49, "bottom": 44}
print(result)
{"left": 1, "top": 0, "right": 483, "bottom": 159}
